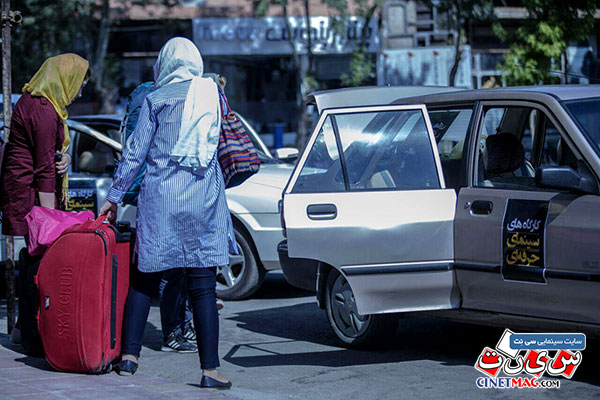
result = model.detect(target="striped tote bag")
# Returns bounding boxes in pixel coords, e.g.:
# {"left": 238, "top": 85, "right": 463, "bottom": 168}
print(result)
{"left": 217, "top": 90, "right": 260, "bottom": 188}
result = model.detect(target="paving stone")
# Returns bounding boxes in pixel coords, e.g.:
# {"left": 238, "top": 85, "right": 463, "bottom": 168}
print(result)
{"left": 142, "top": 383, "right": 195, "bottom": 393}
{"left": 0, "top": 382, "right": 43, "bottom": 396}
{"left": 23, "top": 375, "right": 128, "bottom": 392}
{"left": 1, "top": 366, "right": 70, "bottom": 381}
{"left": 56, "top": 386, "right": 173, "bottom": 400}
{"left": 10, "top": 393, "right": 67, "bottom": 400}
{"left": 165, "top": 390, "right": 236, "bottom": 399}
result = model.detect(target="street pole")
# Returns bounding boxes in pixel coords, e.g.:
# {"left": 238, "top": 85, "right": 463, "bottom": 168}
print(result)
{"left": 2, "top": 0, "right": 20, "bottom": 335}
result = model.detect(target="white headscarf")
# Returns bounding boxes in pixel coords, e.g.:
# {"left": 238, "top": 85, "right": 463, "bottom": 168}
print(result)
{"left": 155, "top": 37, "right": 221, "bottom": 174}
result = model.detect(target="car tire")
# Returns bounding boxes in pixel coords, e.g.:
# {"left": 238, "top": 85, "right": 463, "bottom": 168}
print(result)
{"left": 216, "top": 227, "right": 265, "bottom": 300}
{"left": 325, "top": 269, "right": 398, "bottom": 348}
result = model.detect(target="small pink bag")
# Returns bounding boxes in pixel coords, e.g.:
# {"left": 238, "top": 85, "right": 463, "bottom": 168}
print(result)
{"left": 25, "top": 206, "right": 94, "bottom": 256}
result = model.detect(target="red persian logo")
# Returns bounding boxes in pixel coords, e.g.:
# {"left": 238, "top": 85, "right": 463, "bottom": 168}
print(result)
{"left": 475, "top": 347, "right": 504, "bottom": 377}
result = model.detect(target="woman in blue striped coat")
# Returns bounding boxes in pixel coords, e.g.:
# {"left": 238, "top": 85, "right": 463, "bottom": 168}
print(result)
{"left": 100, "top": 37, "right": 235, "bottom": 389}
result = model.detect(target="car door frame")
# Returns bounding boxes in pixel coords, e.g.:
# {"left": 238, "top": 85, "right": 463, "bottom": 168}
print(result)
{"left": 284, "top": 104, "right": 460, "bottom": 316}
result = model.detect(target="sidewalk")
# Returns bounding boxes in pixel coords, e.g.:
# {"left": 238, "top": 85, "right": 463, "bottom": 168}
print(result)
{"left": 0, "top": 334, "right": 238, "bottom": 400}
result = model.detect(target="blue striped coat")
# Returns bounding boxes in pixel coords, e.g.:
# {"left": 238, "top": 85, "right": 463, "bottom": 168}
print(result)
{"left": 107, "top": 80, "right": 236, "bottom": 272}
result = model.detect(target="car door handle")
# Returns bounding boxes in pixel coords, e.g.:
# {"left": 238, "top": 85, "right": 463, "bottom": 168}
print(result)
{"left": 470, "top": 200, "right": 493, "bottom": 215}
{"left": 307, "top": 204, "right": 337, "bottom": 220}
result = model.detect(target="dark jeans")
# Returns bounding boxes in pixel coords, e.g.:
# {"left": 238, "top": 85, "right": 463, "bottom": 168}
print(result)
{"left": 122, "top": 267, "right": 220, "bottom": 370}
{"left": 159, "top": 269, "right": 193, "bottom": 340}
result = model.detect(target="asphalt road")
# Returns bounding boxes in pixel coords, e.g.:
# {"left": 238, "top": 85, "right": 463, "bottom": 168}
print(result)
{"left": 135, "top": 272, "right": 600, "bottom": 400}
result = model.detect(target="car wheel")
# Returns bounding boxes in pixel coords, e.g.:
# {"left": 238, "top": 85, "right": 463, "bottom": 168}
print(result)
{"left": 216, "top": 227, "right": 265, "bottom": 300}
{"left": 325, "top": 270, "right": 398, "bottom": 348}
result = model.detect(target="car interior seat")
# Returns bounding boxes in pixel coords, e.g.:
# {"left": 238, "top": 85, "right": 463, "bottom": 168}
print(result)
{"left": 482, "top": 132, "right": 534, "bottom": 188}
{"left": 78, "top": 150, "right": 109, "bottom": 174}
{"left": 366, "top": 170, "right": 395, "bottom": 189}
{"left": 76, "top": 131, "right": 116, "bottom": 174}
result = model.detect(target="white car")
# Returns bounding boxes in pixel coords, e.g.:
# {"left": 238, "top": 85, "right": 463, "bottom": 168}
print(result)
{"left": 1, "top": 113, "right": 296, "bottom": 300}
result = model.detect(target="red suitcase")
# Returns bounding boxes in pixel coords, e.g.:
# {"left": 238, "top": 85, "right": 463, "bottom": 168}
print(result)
{"left": 36, "top": 216, "right": 132, "bottom": 373}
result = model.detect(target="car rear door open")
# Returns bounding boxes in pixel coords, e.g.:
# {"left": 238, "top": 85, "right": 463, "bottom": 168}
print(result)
{"left": 283, "top": 105, "right": 459, "bottom": 315}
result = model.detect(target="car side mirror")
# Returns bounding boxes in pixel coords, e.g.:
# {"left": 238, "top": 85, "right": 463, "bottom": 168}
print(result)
{"left": 273, "top": 147, "right": 299, "bottom": 163}
{"left": 536, "top": 163, "right": 599, "bottom": 194}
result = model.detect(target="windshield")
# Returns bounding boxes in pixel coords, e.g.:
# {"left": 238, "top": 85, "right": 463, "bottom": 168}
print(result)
{"left": 236, "top": 115, "right": 281, "bottom": 164}
{"left": 565, "top": 97, "right": 600, "bottom": 151}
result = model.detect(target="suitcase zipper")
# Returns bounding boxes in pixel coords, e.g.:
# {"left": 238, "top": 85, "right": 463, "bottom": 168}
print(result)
{"left": 110, "top": 255, "right": 118, "bottom": 350}
{"left": 95, "top": 230, "right": 108, "bottom": 256}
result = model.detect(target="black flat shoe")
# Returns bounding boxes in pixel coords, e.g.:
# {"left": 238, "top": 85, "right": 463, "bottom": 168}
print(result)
{"left": 200, "top": 375, "right": 232, "bottom": 389}
{"left": 115, "top": 359, "right": 138, "bottom": 376}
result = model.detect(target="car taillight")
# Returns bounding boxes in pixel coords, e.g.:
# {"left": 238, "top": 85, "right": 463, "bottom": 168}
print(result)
{"left": 278, "top": 198, "right": 286, "bottom": 238}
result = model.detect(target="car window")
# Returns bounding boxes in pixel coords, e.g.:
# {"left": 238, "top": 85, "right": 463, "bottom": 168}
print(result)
{"left": 335, "top": 109, "right": 440, "bottom": 191}
{"left": 429, "top": 108, "right": 472, "bottom": 189}
{"left": 476, "top": 106, "right": 568, "bottom": 191}
{"left": 74, "top": 130, "right": 117, "bottom": 175}
{"left": 293, "top": 116, "right": 345, "bottom": 193}
{"left": 237, "top": 116, "right": 277, "bottom": 163}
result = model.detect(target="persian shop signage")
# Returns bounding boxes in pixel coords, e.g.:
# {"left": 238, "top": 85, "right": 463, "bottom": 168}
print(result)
{"left": 192, "top": 17, "right": 379, "bottom": 56}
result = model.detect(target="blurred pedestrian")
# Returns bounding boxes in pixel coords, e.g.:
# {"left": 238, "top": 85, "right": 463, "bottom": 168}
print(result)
{"left": 0, "top": 53, "right": 89, "bottom": 347}
{"left": 100, "top": 37, "right": 235, "bottom": 389}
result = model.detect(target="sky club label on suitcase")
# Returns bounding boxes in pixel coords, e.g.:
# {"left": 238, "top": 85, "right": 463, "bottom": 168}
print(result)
{"left": 501, "top": 199, "right": 550, "bottom": 284}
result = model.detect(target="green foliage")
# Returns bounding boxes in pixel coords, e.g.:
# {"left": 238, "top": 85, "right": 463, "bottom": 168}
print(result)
{"left": 254, "top": 1, "right": 382, "bottom": 88}
{"left": 499, "top": 22, "right": 564, "bottom": 86}
{"left": 521, "top": 0, "right": 596, "bottom": 42}
{"left": 497, "top": 0, "right": 597, "bottom": 86}
{"left": 341, "top": 51, "right": 374, "bottom": 87}
{"left": 9, "top": 0, "right": 177, "bottom": 111}
{"left": 11, "top": 0, "right": 85, "bottom": 91}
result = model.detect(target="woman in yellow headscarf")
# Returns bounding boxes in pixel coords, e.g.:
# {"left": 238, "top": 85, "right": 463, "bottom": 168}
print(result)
{"left": 0, "top": 53, "right": 89, "bottom": 348}
{"left": 1, "top": 53, "right": 89, "bottom": 235}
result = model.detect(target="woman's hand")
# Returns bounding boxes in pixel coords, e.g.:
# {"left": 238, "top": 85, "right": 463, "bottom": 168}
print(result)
{"left": 99, "top": 200, "right": 118, "bottom": 222}
{"left": 56, "top": 153, "right": 71, "bottom": 176}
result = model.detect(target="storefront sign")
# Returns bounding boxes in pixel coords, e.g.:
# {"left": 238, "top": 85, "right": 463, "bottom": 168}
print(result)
{"left": 378, "top": 46, "right": 473, "bottom": 88}
{"left": 501, "top": 199, "right": 550, "bottom": 284}
{"left": 192, "top": 17, "right": 379, "bottom": 56}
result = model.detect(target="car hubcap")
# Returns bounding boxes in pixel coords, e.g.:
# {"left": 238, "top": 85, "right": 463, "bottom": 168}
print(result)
{"left": 216, "top": 243, "right": 245, "bottom": 291}
{"left": 330, "top": 274, "right": 370, "bottom": 338}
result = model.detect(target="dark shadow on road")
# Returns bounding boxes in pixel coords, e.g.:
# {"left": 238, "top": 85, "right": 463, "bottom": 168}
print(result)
{"left": 142, "top": 320, "right": 164, "bottom": 352}
{"left": 224, "top": 303, "right": 600, "bottom": 387}
{"left": 0, "top": 333, "right": 53, "bottom": 370}
{"left": 250, "top": 272, "right": 313, "bottom": 300}
{"left": 13, "top": 354, "right": 55, "bottom": 370}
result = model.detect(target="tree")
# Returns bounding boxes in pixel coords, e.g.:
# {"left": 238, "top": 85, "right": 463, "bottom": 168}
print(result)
{"left": 256, "top": 1, "right": 380, "bottom": 149}
{"left": 10, "top": 0, "right": 177, "bottom": 113}
{"left": 495, "top": 0, "right": 597, "bottom": 86}
{"left": 11, "top": 1, "right": 84, "bottom": 92}
{"left": 340, "top": 0, "right": 382, "bottom": 87}
{"left": 423, "top": 0, "right": 494, "bottom": 87}
{"left": 255, "top": 1, "right": 317, "bottom": 150}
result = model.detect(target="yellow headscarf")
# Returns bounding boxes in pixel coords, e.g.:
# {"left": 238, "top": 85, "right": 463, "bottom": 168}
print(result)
{"left": 22, "top": 53, "right": 89, "bottom": 204}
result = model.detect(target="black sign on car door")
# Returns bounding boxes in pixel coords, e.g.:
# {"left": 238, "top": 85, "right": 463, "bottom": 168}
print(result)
{"left": 66, "top": 178, "right": 98, "bottom": 216}
{"left": 501, "top": 199, "right": 550, "bottom": 283}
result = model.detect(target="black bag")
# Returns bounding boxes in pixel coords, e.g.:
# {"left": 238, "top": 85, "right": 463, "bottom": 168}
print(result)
{"left": 18, "top": 248, "right": 44, "bottom": 357}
